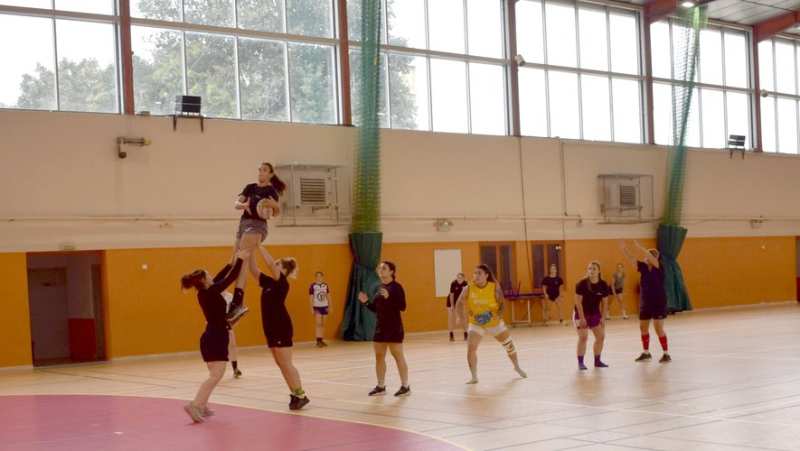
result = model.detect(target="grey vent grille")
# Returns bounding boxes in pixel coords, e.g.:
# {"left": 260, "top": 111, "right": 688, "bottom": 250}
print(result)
{"left": 619, "top": 185, "right": 637, "bottom": 208}
{"left": 300, "top": 177, "right": 327, "bottom": 205}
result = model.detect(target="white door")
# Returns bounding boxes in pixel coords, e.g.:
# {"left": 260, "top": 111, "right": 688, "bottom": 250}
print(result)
{"left": 28, "top": 268, "right": 70, "bottom": 362}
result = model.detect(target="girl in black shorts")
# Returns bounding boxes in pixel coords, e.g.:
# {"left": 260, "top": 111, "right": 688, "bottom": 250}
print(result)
{"left": 247, "top": 243, "right": 309, "bottom": 410}
{"left": 358, "top": 261, "right": 410, "bottom": 397}
{"left": 180, "top": 248, "right": 249, "bottom": 423}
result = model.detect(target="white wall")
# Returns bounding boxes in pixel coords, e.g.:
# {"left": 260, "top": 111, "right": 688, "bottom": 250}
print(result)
{"left": 2, "top": 110, "right": 799, "bottom": 252}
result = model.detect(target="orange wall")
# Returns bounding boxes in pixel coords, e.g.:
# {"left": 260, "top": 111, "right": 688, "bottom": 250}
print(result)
{"left": 381, "top": 242, "right": 481, "bottom": 333}
{"left": 0, "top": 253, "right": 33, "bottom": 367}
{"left": 564, "top": 236, "right": 796, "bottom": 315}
{"left": 103, "top": 244, "right": 353, "bottom": 358}
{"left": 1, "top": 235, "right": 796, "bottom": 367}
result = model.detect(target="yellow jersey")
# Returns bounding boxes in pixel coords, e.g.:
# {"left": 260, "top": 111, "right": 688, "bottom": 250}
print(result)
{"left": 466, "top": 281, "right": 500, "bottom": 327}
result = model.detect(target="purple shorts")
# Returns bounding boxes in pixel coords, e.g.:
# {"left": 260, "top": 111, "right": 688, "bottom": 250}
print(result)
{"left": 573, "top": 311, "right": 602, "bottom": 329}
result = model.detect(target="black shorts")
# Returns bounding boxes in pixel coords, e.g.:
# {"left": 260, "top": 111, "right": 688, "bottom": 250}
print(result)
{"left": 374, "top": 324, "right": 404, "bottom": 343}
{"left": 639, "top": 299, "right": 668, "bottom": 320}
{"left": 265, "top": 324, "right": 294, "bottom": 348}
{"left": 200, "top": 328, "right": 229, "bottom": 362}
{"left": 614, "top": 287, "right": 624, "bottom": 294}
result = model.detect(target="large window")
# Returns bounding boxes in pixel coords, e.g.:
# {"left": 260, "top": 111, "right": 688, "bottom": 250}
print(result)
{"left": 651, "top": 22, "right": 752, "bottom": 149}
{"left": 130, "top": 0, "right": 337, "bottom": 123}
{"left": 516, "top": 0, "right": 643, "bottom": 143}
{"left": 348, "top": 0, "right": 507, "bottom": 135}
{"left": 759, "top": 38, "right": 800, "bottom": 154}
{"left": 0, "top": 5, "right": 119, "bottom": 113}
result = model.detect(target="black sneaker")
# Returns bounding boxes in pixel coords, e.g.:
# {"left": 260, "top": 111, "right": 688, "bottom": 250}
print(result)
{"left": 635, "top": 352, "right": 652, "bottom": 362}
{"left": 394, "top": 385, "right": 411, "bottom": 397}
{"left": 368, "top": 385, "right": 387, "bottom": 396}
{"left": 659, "top": 354, "right": 672, "bottom": 363}
{"left": 289, "top": 395, "right": 310, "bottom": 410}
{"left": 227, "top": 304, "right": 250, "bottom": 325}
{"left": 233, "top": 369, "right": 242, "bottom": 379}
{"left": 319, "top": 340, "right": 328, "bottom": 347}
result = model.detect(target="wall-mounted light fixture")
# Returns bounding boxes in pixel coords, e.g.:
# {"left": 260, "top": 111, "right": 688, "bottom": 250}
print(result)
{"left": 435, "top": 219, "right": 454, "bottom": 232}
{"left": 117, "top": 137, "right": 151, "bottom": 159}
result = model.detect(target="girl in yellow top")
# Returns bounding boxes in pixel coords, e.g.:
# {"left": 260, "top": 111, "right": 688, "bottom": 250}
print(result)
{"left": 458, "top": 264, "right": 527, "bottom": 384}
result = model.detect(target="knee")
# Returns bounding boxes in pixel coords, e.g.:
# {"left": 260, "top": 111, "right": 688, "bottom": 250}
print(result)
{"left": 501, "top": 338, "right": 516, "bottom": 356}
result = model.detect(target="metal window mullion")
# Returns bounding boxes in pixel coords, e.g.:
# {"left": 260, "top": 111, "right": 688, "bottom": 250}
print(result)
{"left": 696, "top": 87, "right": 703, "bottom": 147}
{"left": 606, "top": 6, "right": 615, "bottom": 141}
{"left": 574, "top": 1, "right": 583, "bottom": 140}
{"left": 53, "top": 17, "right": 60, "bottom": 110}
{"left": 182, "top": 30, "right": 188, "bottom": 96}
{"left": 542, "top": 0, "right": 551, "bottom": 137}
{"left": 385, "top": 53, "right": 392, "bottom": 128}
{"left": 544, "top": 69, "right": 552, "bottom": 137}
{"left": 463, "top": 0, "right": 471, "bottom": 134}
{"left": 424, "top": 0, "right": 433, "bottom": 131}
{"left": 234, "top": 36, "right": 242, "bottom": 119}
{"left": 772, "top": 39, "right": 779, "bottom": 152}
{"left": 465, "top": 61, "right": 472, "bottom": 134}
{"left": 285, "top": 41, "right": 292, "bottom": 122}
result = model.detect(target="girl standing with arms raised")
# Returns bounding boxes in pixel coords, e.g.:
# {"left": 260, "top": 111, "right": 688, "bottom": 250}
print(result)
{"left": 180, "top": 248, "right": 250, "bottom": 422}
{"left": 248, "top": 243, "right": 309, "bottom": 410}
{"left": 358, "top": 261, "right": 411, "bottom": 397}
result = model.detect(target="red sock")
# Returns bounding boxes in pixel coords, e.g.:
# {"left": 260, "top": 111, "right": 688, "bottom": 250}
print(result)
{"left": 659, "top": 335, "right": 668, "bottom": 351}
{"left": 641, "top": 333, "right": 650, "bottom": 351}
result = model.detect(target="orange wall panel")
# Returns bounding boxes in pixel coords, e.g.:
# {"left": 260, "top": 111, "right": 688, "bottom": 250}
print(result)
{"left": 381, "top": 242, "right": 482, "bottom": 332}
{"left": 104, "top": 244, "right": 354, "bottom": 358}
{"left": 0, "top": 253, "right": 33, "bottom": 367}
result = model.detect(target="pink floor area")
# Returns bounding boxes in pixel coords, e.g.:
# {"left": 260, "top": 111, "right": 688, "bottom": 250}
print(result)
{"left": 0, "top": 395, "right": 461, "bottom": 451}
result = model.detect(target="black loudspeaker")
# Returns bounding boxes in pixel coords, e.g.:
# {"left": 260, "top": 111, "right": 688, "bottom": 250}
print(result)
{"left": 175, "top": 95, "right": 201, "bottom": 115}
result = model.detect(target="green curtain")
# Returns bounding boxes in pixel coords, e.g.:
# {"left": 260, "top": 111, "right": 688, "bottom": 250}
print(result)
{"left": 657, "top": 224, "right": 692, "bottom": 313}
{"left": 340, "top": 231, "right": 382, "bottom": 341}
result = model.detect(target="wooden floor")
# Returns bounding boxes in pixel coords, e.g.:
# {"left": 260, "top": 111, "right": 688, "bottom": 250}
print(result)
{"left": 2, "top": 302, "right": 800, "bottom": 450}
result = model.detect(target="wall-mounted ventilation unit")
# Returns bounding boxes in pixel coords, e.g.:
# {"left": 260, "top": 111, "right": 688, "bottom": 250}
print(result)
{"left": 274, "top": 163, "right": 350, "bottom": 226}
{"left": 598, "top": 174, "right": 654, "bottom": 224}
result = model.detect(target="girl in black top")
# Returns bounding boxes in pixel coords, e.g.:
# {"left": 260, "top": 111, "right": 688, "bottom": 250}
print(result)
{"left": 541, "top": 264, "right": 565, "bottom": 325}
{"left": 448, "top": 273, "right": 468, "bottom": 341}
{"left": 247, "top": 243, "right": 309, "bottom": 411}
{"left": 227, "top": 162, "right": 286, "bottom": 325}
{"left": 180, "top": 248, "right": 250, "bottom": 423}
{"left": 573, "top": 261, "right": 610, "bottom": 370}
{"left": 620, "top": 239, "right": 671, "bottom": 363}
{"left": 358, "top": 261, "right": 410, "bottom": 397}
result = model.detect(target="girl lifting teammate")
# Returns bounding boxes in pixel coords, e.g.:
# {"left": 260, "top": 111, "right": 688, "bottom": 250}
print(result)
{"left": 358, "top": 261, "right": 411, "bottom": 397}
{"left": 458, "top": 264, "right": 527, "bottom": 384}
{"left": 573, "top": 261, "right": 610, "bottom": 370}
{"left": 180, "top": 248, "right": 250, "bottom": 423}
{"left": 248, "top": 242, "right": 309, "bottom": 410}
{"left": 227, "top": 162, "right": 286, "bottom": 324}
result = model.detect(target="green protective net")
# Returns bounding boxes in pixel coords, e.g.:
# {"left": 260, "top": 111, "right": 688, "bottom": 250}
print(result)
{"left": 662, "top": 6, "right": 708, "bottom": 226}
{"left": 657, "top": 7, "right": 707, "bottom": 313}
{"left": 341, "top": 0, "right": 384, "bottom": 341}
{"left": 352, "top": 0, "right": 383, "bottom": 233}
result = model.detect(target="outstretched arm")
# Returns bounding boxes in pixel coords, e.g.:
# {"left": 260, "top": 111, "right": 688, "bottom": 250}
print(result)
{"left": 619, "top": 239, "right": 638, "bottom": 267}
{"left": 256, "top": 243, "right": 282, "bottom": 279}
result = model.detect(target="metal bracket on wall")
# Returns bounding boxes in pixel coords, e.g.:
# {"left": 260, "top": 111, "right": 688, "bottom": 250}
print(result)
{"left": 172, "top": 114, "right": 204, "bottom": 132}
